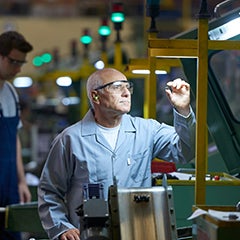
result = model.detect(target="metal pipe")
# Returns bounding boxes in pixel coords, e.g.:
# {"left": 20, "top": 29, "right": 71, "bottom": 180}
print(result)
{"left": 214, "top": 0, "right": 237, "bottom": 18}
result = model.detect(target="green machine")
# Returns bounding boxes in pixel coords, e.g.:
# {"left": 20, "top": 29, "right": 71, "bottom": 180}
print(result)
{"left": 165, "top": 4, "right": 240, "bottom": 228}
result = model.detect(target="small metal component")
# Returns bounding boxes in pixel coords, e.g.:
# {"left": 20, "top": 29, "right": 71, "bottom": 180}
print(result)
{"left": 228, "top": 214, "right": 239, "bottom": 220}
{"left": 133, "top": 194, "right": 150, "bottom": 203}
{"left": 236, "top": 201, "right": 240, "bottom": 211}
{"left": 162, "top": 173, "right": 168, "bottom": 188}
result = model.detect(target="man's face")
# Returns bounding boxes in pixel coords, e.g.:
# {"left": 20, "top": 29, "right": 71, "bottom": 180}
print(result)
{"left": 0, "top": 49, "right": 27, "bottom": 81}
{"left": 95, "top": 71, "right": 132, "bottom": 116}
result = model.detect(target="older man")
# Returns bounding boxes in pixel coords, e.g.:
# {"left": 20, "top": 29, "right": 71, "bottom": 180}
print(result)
{"left": 38, "top": 67, "right": 196, "bottom": 240}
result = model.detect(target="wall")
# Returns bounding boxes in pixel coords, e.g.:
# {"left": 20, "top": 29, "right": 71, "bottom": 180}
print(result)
{"left": 0, "top": 16, "right": 146, "bottom": 76}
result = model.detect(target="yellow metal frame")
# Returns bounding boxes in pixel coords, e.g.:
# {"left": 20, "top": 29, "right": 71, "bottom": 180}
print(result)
{"left": 146, "top": 18, "right": 240, "bottom": 205}
{"left": 154, "top": 172, "right": 240, "bottom": 186}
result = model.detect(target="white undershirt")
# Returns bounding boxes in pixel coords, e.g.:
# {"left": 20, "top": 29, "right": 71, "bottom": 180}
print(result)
{"left": 0, "top": 81, "right": 22, "bottom": 128}
{"left": 97, "top": 123, "right": 120, "bottom": 150}
{"left": 0, "top": 81, "right": 18, "bottom": 116}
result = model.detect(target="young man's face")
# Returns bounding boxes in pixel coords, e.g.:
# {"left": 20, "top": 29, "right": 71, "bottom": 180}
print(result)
{"left": 0, "top": 49, "right": 27, "bottom": 81}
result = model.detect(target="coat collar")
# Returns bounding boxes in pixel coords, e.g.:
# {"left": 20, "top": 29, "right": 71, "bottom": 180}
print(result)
{"left": 81, "top": 109, "right": 136, "bottom": 137}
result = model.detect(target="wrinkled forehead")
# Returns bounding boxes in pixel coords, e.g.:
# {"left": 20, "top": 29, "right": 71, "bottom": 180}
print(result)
{"left": 100, "top": 69, "right": 127, "bottom": 85}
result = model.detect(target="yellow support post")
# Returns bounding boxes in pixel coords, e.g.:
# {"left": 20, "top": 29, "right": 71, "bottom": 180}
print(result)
{"left": 79, "top": 58, "right": 95, "bottom": 118}
{"left": 195, "top": 6, "right": 210, "bottom": 205}
{"left": 80, "top": 78, "right": 88, "bottom": 119}
{"left": 145, "top": 31, "right": 158, "bottom": 119}
{"left": 143, "top": 76, "right": 149, "bottom": 118}
{"left": 145, "top": 57, "right": 157, "bottom": 119}
{"left": 114, "top": 41, "right": 122, "bottom": 70}
{"left": 101, "top": 51, "right": 108, "bottom": 66}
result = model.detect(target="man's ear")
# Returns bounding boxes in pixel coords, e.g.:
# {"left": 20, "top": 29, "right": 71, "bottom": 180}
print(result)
{"left": 91, "top": 91, "right": 99, "bottom": 102}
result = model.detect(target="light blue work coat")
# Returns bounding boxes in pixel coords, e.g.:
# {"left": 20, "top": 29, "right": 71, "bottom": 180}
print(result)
{"left": 38, "top": 109, "right": 195, "bottom": 239}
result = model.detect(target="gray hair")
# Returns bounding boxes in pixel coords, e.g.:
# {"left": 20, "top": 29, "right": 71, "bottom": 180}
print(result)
{"left": 86, "top": 68, "right": 124, "bottom": 108}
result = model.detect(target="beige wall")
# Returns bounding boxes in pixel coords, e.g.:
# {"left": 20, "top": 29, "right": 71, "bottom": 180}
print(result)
{"left": 0, "top": 16, "right": 145, "bottom": 76}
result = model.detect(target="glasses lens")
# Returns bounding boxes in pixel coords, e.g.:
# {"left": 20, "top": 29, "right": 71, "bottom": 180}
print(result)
{"left": 7, "top": 56, "right": 26, "bottom": 66}
{"left": 95, "top": 80, "right": 133, "bottom": 94}
{"left": 108, "top": 81, "right": 133, "bottom": 94}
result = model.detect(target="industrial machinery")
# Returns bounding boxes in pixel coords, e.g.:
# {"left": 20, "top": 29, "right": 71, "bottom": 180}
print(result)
{"left": 4, "top": 1, "right": 240, "bottom": 239}
{"left": 76, "top": 182, "right": 178, "bottom": 240}
{"left": 170, "top": 1, "right": 240, "bottom": 230}
{"left": 76, "top": 184, "right": 110, "bottom": 240}
{"left": 146, "top": 0, "right": 240, "bottom": 230}
{"left": 177, "top": 5, "right": 240, "bottom": 175}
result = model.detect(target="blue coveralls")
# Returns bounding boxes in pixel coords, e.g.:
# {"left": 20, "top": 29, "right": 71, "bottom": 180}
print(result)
{"left": 0, "top": 84, "right": 21, "bottom": 240}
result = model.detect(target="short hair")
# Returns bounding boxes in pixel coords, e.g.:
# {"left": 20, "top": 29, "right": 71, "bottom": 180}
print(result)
{"left": 86, "top": 68, "right": 125, "bottom": 108}
{"left": 0, "top": 31, "right": 33, "bottom": 56}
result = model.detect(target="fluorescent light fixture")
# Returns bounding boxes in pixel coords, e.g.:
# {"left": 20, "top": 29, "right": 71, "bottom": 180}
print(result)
{"left": 132, "top": 69, "right": 150, "bottom": 74}
{"left": 56, "top": 76, "right": 72, "bottom": 87}
{"left": 155, "top": 70, "right": 167, "bottom": 75}
{"left": 13, "top": 77, "right": 33, "bottom": 88}
{"left": 62, "top": 96, "right": 80, "bottom": 106}
{"left": 132, "top": 69, "right": 167, "bottom": 75}
{"left": 155, "top": 55, "right": 198, "bottom": 58}
{"left": 209, "top": 15, "right": 240, "bottom": 40}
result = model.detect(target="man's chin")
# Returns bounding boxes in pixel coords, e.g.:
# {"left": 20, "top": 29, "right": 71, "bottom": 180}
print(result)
{"left": 121, "top": 108, "right": 131, "bottom": 114}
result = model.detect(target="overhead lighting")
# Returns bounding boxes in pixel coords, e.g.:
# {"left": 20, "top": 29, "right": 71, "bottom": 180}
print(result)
{"left": 155, "top": 70, "right": 167, "bottom": 75}
{"left": 209, "top": 15, "right": 240, "bottom": 40}
{"left": 56, "top": 76, "right": 72, "bottom": 87}
{"left": 13, "top": 76, "right": 33, "bottom": 88}
{"left": 62, "top": 96, "right": 80, "bottom": 106}
{"left": 131, "top": 69, "right": 167, "bottom": 75}
{"left": 94, "top": 60, "right": 105, "bottom": 69}
{"left": 132, "top": 69, "right": 150, "bottom": 74}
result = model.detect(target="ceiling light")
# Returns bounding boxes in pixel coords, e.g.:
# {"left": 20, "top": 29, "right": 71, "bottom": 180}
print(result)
{"left": 56, "top": 76, "right": 72, "bottom": 87}
{"left": 13, "top": 77, "right": 33, "bottom": 88}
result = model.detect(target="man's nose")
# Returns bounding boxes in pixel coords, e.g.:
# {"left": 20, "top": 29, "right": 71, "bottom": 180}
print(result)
{"left": 122, "top": 86, "right": 131, "bottom": 95}
{"left": 14, "top": 66, "right": 22, "bottom": 74}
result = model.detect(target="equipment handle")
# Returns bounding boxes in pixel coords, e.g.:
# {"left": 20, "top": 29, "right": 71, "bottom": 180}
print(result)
{"left": 214, "top": 0, "right": 239, "bottom": 18}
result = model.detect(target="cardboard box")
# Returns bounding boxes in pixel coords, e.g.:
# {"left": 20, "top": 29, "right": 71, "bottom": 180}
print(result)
{"left": 191, "top": 205, "right": 240, "bottom": 240}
